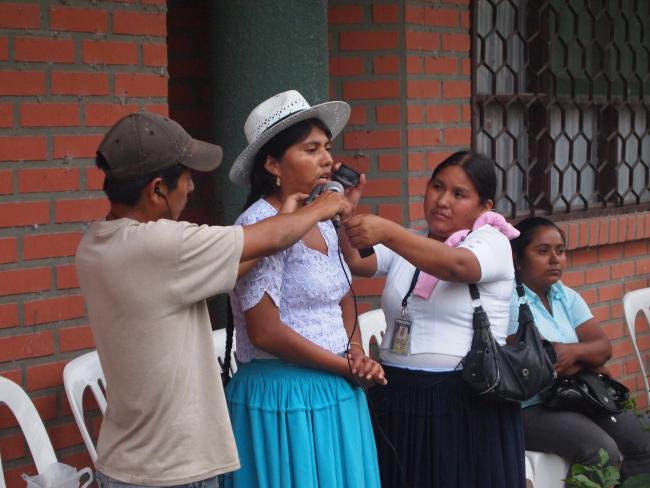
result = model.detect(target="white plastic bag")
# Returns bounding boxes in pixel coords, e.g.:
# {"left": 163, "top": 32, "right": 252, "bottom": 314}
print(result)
{"left": 21, "top": 462, "right": 93, "bottom": 488}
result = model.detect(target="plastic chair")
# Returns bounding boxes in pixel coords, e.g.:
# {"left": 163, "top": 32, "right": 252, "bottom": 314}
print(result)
{"left": 358, "top": 309, "right": 387, "bottom": 355}
{"left": 525, "top": 450, "right": 571, "bottom": 488}
{"left": 0, "top": 376, "right": 58, "bottom": 487}
{"left": 212, "top": 328, "right": 238, "bottom": 376}
{"left": 623, "top": 287, "right": 650, "bottom": 405}
{"left": 63, "top": 351, "right": 107, "bottom": 465}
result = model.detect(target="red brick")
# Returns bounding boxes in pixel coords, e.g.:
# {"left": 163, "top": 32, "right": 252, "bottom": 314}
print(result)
{"left": 425, "top": 56, "right": 457, "bottom": 75}
{"left": 442, "top": 33, "right": 470, "bottom": 52}
{"left": 581, "top": 288, "right": 597, "bottom": 305}
{"left": 113, "top": 10, "right": 166, "bottom": 36}
{"left": 55, "top": 198, "right": 109, "bottom": 223}
{"left": 24, "top": 295, "right": 85, "bottom": 326}
{"left": 143, "top": 104, "right": 169, "bottom": 116}
{"left": 408, "top": 104, "right": 424, "bottom": 123}
{"left": 376, "top": 104, "right": 401, "bottom": 125}
{"left": 373, "top": 55, "right": 399, "bottom": 74}
{"left": 343, "top": 79, "right": 399, "bottom": 100}
{"left": 330, "top": 57, "right": 364, "bottom": 76}
{"left": 570, "top": 247, "right": 598, "bottom": 266}
{"left": 408, "top": 153, "right": 425, "bottom": 171}
{"left": 18, "top": 168, "right": 80, "bottom": 193}
{"left": 83, "top": 40, "right": 138, "bottom": 65}
{"left": 409, "top": 202, "right": 425, "bottom": 220}
{"left": 625, "top": 241, "right": 648, "bottom": 257}
{"left": 84, "top": 103, "right": 139, "bottom": 127}
{"left": 636, "top": 257, "right": 650, "bottom": 275}
{"left": 0, "top": 3, "right": 40, "bottom": 28}
{"left": 597, "top": 283, "right": 623, "bottom": 303}
{"left": 444, "top": 127, "right": 471, "bottom": 145}
{"left": 143, "top": 43, "right": 167, "bottom": 66}
{"left": 0, "top": 71, "right": 46, "bottom": 95}
{"left": 378, "top": 154, "right": 402, "bottom": 172}
{"left": 426, "top": 104, "right": 459, "bottom": 123}
{"left": 0, "top": 37, "right": 7, "bottom": 60}
{"left": 408, "top": 176, "right": 429, "bottom": 196}
{"left": 0, "top": 136, "right": 47, "bottom": 161}
{"left": 0, "top": 170, "right": 12, "bottom": 194}
{"left": 23, "top": 232, "right": 82, "bottom": 260}
{"left": 0, "top": 331, "right": 54, "bottom": 362}
{"left": 408, "top": 128, "right": 441, "bottom": 146}
{"left": 85, "top": 167, "right": 105, "bottom": 190}
{"left": 373, "top": 4, "right": 398, "bottom": 23}
{"left": 52, "top": 72, "right": 109, "bottom": 95}
{"left": 56, "top": 264, "right": 79, "bottom": 290}
{"left": 49, "top": 421, "right": 84, "bottom": 450}
{"left": 0, "top": 103, "right": 13, "bottom": 127}
{"left": 612, "top": 261, "right": 635, "bottom": 280}
{"left": 443, "top": 80, "right": 471, "bottom": 98}
{"left": 406, "top": 6, "right": 459, "bottom": 27}
{"left": 115, "top": 73, "right": 168, "bottom": 97}
{"left": 20, "top": 103, "right": 79, "bottom": 127}
{"left": 53, "top": 134, "right": 103, "bottom": 159}
{"left": 427, "top": 151, "right": 454, "bottom": 170}
{"left": 353, "top": 277, "right": 385, "bottom": 295}
{"left": 378, "top": 203, "right": 403, "bottom": 224}
{"left": 348, "top": 106, "right": 367, "bottom": 126}
{"left": 0, "top": 201, "right": 49, "bottom": 228}
{"left": 562, "top": 269, "right": 584, "bottom": 287}
{"left": 0, "top": 303, "right": 19, "bottom": 328}
{"left": 50, "top": 6, "right": 107, "bottom": 32}
{"left": 340, "top": 31, "right": 398, "bottom": 50}
{"left": 26, "top": 360, "right": 68, "bottom": 391}
{"left": 363, "top": 178, "right": 403, "bottom": 197}
{"left": 15, "top": 37, "right": 74, "bottom": 63}
{"left": 344, "top": 130, "right": 401, "bottom": 149}
{"left": 406, "top": 56, "right": 422, "bottom": 73}
{"left": 329, "top": 5, "right": 364, "bottom": 24}
{"left": 59, "top": 325, "right": 95, "bottom": 353}
{"left": 33, "top": 394, "right": 57, "bottom": 421}
{"left": 0, "top": 237, "right": 17, "bottom": 264}
{"left": 0, "top": 434, "right": 26, "bottom": 461}
{"left": 407, "top": 80, "right": 441, "bottom": 98}
{"left": 406, "top": 31, "right": 438, "bottom": 51}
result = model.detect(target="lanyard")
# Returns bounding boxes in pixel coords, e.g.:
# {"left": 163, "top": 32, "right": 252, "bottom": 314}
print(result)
{"left": 401, "top": 268, "right": 421, "bottom": 315}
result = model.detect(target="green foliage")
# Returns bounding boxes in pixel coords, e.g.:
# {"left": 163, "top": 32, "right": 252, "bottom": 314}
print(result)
{"left": 565, "top": 449, "right": 650, "bottom": 488}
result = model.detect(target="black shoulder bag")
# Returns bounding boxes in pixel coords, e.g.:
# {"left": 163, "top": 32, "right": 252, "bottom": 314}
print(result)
{"left": 540, "top": 371, "right": 630, "bottom": 416}
{"left": 461, "top": 276, "right": 557, "bottom": 402}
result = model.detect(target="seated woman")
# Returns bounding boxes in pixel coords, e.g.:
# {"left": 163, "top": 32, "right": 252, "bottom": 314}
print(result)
{"left": 343, "top": 151, "right": 525, "bottom": 488}
{"left": 510, "top": 216, "right": 650, "bottom": 480}
{"left": 223, "top": 90, "right": 385, "bottom": 488}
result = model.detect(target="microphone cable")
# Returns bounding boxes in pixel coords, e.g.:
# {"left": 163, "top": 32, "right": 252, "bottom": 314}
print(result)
{"left": 333, "top": 225, "right": 412, "bottom": 488}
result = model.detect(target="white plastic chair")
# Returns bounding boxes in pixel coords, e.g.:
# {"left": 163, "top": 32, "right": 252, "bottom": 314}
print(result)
{"left": 212, "top": 328, "right": 238, "bottom": 376}
{"left": 525, "top": 450, "right": 571, "bottom": 488}
{"left": 0, "top": 376, "right": 58, "bottom": 487}
{"left": 358, "top": 309, "right": 387, "bottom": 355}
{"left": 63, "top": 351, "right": 107, "bottom": 465}
{"left": 623, "top": 287, "right": 650, "bottom": 405}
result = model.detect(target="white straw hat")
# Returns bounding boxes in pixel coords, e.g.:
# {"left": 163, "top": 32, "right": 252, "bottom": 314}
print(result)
{"left": 229, "top": 90, "right": 350, "bottom": 186}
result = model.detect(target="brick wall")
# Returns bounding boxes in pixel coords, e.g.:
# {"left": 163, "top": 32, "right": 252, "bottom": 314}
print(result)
{"left": 0, "top": 1, "right": 167, "bottom": 484}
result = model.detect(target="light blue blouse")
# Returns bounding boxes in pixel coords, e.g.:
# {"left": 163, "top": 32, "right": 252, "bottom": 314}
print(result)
{"left": 508, "top": 280, "right": 593, "bottom": 407}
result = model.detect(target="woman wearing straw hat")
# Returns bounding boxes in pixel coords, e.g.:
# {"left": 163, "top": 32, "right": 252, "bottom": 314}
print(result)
{"left": 222, "top": 90, "right": 385, "bottom": 488}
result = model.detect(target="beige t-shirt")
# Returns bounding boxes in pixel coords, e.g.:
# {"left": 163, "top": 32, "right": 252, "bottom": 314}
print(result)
{"left": 75, "top": 218, "right": 243, "bottom": 486}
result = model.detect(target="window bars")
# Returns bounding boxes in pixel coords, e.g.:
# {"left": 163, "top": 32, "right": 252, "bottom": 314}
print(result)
{"left": 473, "top": 0, "right": 650, "bottom": 218}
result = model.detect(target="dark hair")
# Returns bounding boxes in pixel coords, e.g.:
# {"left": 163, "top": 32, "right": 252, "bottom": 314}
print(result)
{"left": 430, "top": 150, "right": 496, "bottom": 205}
{"left": 96, "top": 153, "right": 185, "bottom": 206}
{"left": 511, "top": 216, "right": 565, "bottom": 259}
{"left": 244, "top": 118, "right": 332, "bottom": 209}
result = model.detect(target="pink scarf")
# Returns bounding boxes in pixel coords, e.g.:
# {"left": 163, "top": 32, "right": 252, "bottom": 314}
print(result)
{"left": 412, "top": 212, "right": 520, "bottom": 299}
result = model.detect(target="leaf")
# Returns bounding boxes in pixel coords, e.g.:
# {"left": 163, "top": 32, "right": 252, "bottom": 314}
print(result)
{"left": 570, "top": 474, "right": 606, "bottom": 488}
{"left": 598, "top": 448, "right": 610, "bottom": 466}
{"left": 621, "top": 474, "right": 650, "bottom": 488}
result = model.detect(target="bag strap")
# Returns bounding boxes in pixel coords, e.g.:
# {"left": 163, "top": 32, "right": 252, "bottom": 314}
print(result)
{"left": 468, "top": 283, "right": 491, "bottom": 330}
{"left": 221, "top": 298, "right": 235, "bottom": 386}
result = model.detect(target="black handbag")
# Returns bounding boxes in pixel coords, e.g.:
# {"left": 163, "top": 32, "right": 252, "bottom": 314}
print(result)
{"left": 540, "top": 371, "right": 630, "bottom": 416}
{"left": 461, "top": 276, "right": 557, "bottom": 402}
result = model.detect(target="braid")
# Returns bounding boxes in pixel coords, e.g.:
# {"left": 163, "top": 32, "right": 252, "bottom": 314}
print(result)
{"left": 221, "top": 298, "right": 235, "bottom": 386}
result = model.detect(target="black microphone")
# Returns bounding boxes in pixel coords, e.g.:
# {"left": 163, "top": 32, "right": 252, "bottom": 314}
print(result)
{"left": 321, "top": 181, "right": 344, "bottom": 227}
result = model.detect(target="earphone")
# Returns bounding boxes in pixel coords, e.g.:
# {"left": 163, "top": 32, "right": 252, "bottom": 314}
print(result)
{"left": 154, "top": 187, "right": 165, "bottom": 197}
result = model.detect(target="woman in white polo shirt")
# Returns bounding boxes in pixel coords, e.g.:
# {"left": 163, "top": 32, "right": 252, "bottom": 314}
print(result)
{"left": 509, "top": 216, "right": 650, "bottom": 481}
{"left": 344, "top": 151, "right": 524, "bottom": 488}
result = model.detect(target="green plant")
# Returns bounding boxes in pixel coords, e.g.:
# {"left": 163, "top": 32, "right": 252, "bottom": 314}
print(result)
{"left": 565, "top": 449, "right": 650, "bottom": 488}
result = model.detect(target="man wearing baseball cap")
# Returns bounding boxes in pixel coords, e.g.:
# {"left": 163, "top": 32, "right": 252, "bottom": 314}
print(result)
{"left": 75, "top": 112, "right": 351, "bottom": 487}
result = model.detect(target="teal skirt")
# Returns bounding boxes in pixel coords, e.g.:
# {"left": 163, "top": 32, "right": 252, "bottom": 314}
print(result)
{"left": 222, "top": 359, "right": 380, "bottom": 488}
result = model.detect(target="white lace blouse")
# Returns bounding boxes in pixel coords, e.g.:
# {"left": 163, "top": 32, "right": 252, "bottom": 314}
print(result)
{"left": 230, "top": 198, "right": 351, "bottom": 363}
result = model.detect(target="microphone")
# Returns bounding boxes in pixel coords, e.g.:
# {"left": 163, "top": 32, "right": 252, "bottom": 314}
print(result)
{"left": 322, "top": 181, "right": 344, "bottom": 227}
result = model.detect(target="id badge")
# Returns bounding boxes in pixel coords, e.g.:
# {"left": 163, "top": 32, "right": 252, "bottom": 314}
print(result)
{"left": 391, "top": 312, "right": 413, "bottom": 355}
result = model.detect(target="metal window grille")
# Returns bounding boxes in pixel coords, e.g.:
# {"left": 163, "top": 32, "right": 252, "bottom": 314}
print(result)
{"left": 472, "top": 0, "right": 650, "bottom": 219}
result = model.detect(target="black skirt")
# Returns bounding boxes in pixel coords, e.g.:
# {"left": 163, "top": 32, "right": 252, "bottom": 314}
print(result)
{"left": 367, "top": 367, "right": 526, "bottom": 488}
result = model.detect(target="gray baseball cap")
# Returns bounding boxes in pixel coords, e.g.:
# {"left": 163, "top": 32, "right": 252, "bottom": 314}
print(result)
{"left": 97, "top": 112, "right": 223, "bottom": 180}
